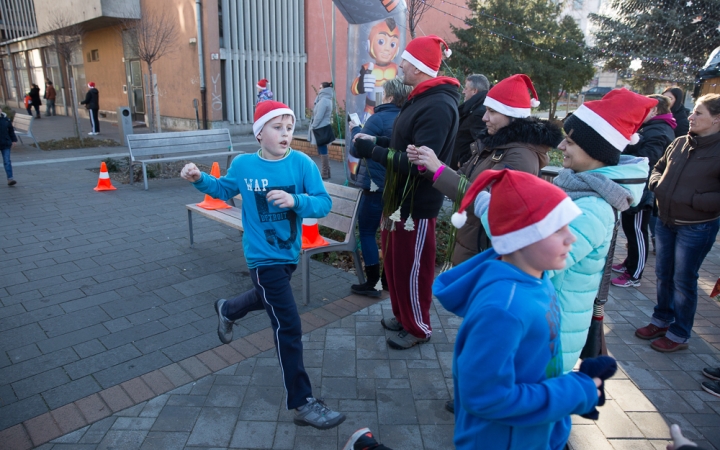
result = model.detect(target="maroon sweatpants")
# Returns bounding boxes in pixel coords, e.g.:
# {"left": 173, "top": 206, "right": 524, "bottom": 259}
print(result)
{"left": 381, "top": 218, "right": 436, "bottom": 339}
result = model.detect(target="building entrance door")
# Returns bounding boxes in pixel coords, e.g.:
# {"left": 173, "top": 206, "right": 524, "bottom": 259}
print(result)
{"left": 125, "top": 60, "right": 145, "bottom": 122}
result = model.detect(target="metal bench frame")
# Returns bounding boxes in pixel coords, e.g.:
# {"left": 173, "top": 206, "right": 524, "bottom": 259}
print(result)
{"left": 185, "top": 181, "right": 365, "bottom": 305}
{"left": 127, "top": 129, "right": 242, "bottom": 190}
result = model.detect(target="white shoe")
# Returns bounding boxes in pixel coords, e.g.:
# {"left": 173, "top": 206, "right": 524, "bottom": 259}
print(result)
{"left": 88, "top": 132, "right": 95, "bottom": 135}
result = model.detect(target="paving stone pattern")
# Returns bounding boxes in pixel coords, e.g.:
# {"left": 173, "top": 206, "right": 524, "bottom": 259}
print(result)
{"left": 1, "top": 119, "right": 719, "bottom": 449}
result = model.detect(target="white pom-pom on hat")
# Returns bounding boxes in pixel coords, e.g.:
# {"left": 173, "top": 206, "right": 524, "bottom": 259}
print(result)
{"left": 530, "top": 98, "right": 540, "bottom": 108}
{"left": 629, "top": 133, "right": 640, "bottom": 145}
{"left": 444, "top": 48, "right": 452, "bottom": 58}
{"left": 451, "top": 211, "right": 467, "bottom": 229}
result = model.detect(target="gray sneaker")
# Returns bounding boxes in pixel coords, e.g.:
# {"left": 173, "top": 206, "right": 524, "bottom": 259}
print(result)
{"left": 387, "top": 330, "right": 430, "bottom": 350}
{"left": 294, "top": 397, "right": 346, "bottom": 430}
{"left": 381, "top": 316, "right": 403, "bottom": 331}
{"left": 214, "top": 299, "right": 234, "bottom": 344}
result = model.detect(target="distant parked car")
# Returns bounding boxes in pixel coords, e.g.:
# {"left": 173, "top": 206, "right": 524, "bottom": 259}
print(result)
{"left": 582, "top": 86, "right": 612, "bottom": 101}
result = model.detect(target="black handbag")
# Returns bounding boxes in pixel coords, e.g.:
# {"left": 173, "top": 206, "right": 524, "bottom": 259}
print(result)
{"left": 313, "top": 124, "right": 335, "bottom": 146}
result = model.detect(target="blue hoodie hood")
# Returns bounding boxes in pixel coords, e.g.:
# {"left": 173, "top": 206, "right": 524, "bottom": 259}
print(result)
{"left": 434, "top": 249, "right": 598, "bottom": 450}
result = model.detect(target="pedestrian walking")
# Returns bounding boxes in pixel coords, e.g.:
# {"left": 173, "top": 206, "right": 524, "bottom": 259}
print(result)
{"left": 29, "top": 84, "right": 42, "bottom": 119}
{"left": 80, "top": 82, "right": 100, "bottom": 135}
{"left": 180, "top": 100, "right": 346, "bottom": 430}
{"left": 44, "top": 79, "right": 57, "bottom": 116}
{"left": 353, "top": 35, "right": 460, "bottom": 350}
{"left": 0, "top": 111, "right": 18, "bottom": 186}
{"left": 636, "top": 93, "right": 720, "bottom": 352}
{"left": 308, "top": 81, "right": 335, "bottom": 179}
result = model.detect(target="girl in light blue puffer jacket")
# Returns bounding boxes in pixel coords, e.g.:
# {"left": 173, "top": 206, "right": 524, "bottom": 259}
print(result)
{"left": 551, "top": 89, "right": 657, "bottom": 372}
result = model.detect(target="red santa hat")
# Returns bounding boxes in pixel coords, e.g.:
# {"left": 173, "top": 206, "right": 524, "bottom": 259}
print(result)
{"left": 88, "top": 82, "right": 96, "bottom": 88}
{"left": 563, "top": 88, "right": 658, "bottom": 165}
{"left": 253, "top": 100, "right": 295, "bottom": 138}
{"left": 256, "top": 78, "right": 269, "bottom": 89}
{"left": 483, "top": 74, "right": 540, "bottom": 118}
{"left": 401, "top": 35, "right": 452, "bottom": 77}
{"left": 451, "top": 169, "right": 581, "bottom": 255}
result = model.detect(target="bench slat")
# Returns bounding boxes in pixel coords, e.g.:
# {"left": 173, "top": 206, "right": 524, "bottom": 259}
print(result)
{"left": 186, "top": 204, "right": 244, "bottom": 230}
{"left": 134, "top": 151, "right": 242, "bottom": 164}
{"left": 128, "top": 129, "right": 229, "bottom": 141}
{"left": 128, "top": 135, "right": 232, "bottom": 149}
{"left": 13, "top": 115, "right": 32, "bottom": 132}
{"left": 328, "top": 197, "right": 356, "bottom": 218}
{"left": 130, "top": 143, "right": 233, "bottom": 158}
{"left": 325, "top": 182, "right": 362, "bottom": 201}
{"left": 319, "top": 212, "right": 351, "bottom": 235}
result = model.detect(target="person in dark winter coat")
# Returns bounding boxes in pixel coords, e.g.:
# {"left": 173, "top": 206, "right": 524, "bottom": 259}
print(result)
{"left": 0, "top": 111, "right": 18, "bottom": 186}
{"left": 451, "top": 74, "right": 489, "bottom": 169}
{"left": 353, "top": 35, "right": 460, "bottom": 350}
{"left": 28, "top": 84, "right": 42, "bottom": 119}
{"left": 612, "top": 94, "right": 675, "bottom": 288}
{"left": 663, "top": 87, "right": 690, "bottom": 137}
{"left": 408, "top": 74, "right": 559, "bottom": 266}
{"left": 80, "top": 82, "right": 100, "bottom": 135}
{"left": 348, "top": 78, "right": 412, "bottom": 298}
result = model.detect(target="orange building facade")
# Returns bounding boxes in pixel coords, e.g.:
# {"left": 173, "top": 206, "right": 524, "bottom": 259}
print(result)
{"left": 0, "top": 0, "right": 464, "bottom": 134}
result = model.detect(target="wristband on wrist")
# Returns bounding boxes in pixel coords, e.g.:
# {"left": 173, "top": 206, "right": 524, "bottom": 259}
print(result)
{"left": 432, "top": 165, "right": 446, "bottom": 182}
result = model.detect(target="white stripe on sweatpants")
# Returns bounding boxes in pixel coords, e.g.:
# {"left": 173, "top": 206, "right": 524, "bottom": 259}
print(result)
{"left": 409, "top": 218, "right": 432, "bottom": 338}
{"left": 255, "top": 269, "right": 291, "bottom": 410}
{"left": 89, "top": 110, "right": 97, "bottom": 133}
{"left": 632, "top": 210, "right": 646, "bottom": 279}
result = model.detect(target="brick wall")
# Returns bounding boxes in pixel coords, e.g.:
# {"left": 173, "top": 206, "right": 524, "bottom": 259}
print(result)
{"left": 292, "top": 136, "right": 345, "bottom": 162}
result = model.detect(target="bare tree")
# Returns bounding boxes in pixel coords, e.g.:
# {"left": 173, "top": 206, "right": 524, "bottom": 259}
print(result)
{"left": 121, "top": 6, "right": 178, "bottom": 133}
{"left": 42, "top": 14, "right": 85, "bottom": 140}
{"left": 407, "top": 0, "right": 435, "bottom": 39}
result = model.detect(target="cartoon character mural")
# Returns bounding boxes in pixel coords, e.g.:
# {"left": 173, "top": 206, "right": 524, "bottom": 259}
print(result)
{"left": 351, "top": 18, "right": 401, "bottom": 117}
{"left": 337, "top": 0, "right": 407, "bottom": 177}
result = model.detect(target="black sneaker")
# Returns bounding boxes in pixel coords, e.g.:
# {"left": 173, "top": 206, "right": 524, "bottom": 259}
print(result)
{"left": 214, "top": 298, "right": 234, "bottom": 344}
{"left": 342, "top": 427, "right": 379, "bottom": 450}
{"left": 7, "top": 179, "right": 16, "bottom": 186}
{"left": 294, "top": 397, "right": 345, "bottom": 430}
{"left": 702, "top": 367, "right": 720, "bottom": 381}
{"left": 701, "top": 380, "right": 720, "bottom": 399}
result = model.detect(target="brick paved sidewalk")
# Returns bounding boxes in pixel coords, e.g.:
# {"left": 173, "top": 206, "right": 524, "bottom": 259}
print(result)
{"left": 1, "top": 141, "right": 719, "bottom": 449}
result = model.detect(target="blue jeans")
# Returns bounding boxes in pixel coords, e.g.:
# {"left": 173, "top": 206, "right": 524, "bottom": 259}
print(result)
{"left": 1, "top": 148, "right": 12, "bottom": 179}
{"left": 652, "top": 219, "right": 720, "bottom": 342}
{"left": 316, "top": 144, "right": 328, "bottom": 155}
{"left": 357, "top": 191, "right": 383, "bottom": 266}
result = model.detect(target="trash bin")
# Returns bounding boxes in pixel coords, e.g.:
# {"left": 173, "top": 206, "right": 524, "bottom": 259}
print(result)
{"left": 117, "top": 106, "right": 133, "bottom": 146}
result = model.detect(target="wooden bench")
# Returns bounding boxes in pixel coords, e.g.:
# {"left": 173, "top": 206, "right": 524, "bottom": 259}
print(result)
{"left": 13, "top": 114, "right": 40, "bottom": 149}
{"left": 127, "top": 129, "right": 242, "bottom": 190}
{"left": 186, "top": 182, "right": 365, "bottom": 305}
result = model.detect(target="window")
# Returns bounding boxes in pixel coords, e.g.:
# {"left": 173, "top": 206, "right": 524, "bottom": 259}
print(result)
{"left": 2, "top": 57, "right": 16, "bottom": 100}
{"left": 43, "top": 47, "right": 64, "bottom": 105}
{"left": 14, "top": 52, "right": 29, "bottom": 96}
{"left": 70, "top": 48, "right": 86, "bottom": 104}
{"left": 86, "top": 49, "right": 99, "bottom": 62}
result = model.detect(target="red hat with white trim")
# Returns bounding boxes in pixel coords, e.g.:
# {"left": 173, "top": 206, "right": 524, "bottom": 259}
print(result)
{"left": 563, "top": 88, "right": 658, "bottom": 166}
{"left": 451, "top": 169, "right": 581, "bottom": 255}
{"left": 401, "top": 35, "right": 452, "bottom": 78}
{"left": 88, "top": 82, "right": 96, "bottom": 88}
{"left": 256, "top": 78, "right": 269, "bottom": 89}
{"left": 483, "top": 74, "right": 540, "bottom": 119}
{"left": 253, "top": 100, "right": 295, "bottom": 138}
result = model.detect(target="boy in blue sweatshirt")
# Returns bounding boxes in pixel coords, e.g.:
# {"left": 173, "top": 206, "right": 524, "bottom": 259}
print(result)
{"left": 180, "top": 101, "right": 345, "bottom": 430}
{"left": 434, "top": 169, "right": 607, "bottom": 450}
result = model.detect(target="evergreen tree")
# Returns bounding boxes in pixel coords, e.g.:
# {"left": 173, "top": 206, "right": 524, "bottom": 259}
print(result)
{"left": 590, "top": 0, "right": 720, "bottom": 92}
{"left": 450, "top": 0, "right": 595, "bottom": 119}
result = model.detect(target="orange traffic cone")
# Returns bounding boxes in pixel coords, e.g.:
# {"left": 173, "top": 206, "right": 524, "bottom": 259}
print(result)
{"left": 94, "top": 162, "right": 117, "bottom": 191}
{"left": 301, "top": 218, "right": 329, "bottom": 249}
{"left": 197, "top": 162, "right": 231, "bottom": 210}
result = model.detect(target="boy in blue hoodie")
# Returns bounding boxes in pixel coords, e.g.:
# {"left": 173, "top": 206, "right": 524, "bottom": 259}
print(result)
{"left": 434, "top": 169, "right": 606, "bottom": 450}
{"left": 180, "top": 101, "right": 345, "bottom": 430}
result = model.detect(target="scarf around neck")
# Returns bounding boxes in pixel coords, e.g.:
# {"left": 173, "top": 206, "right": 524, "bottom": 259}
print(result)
{"left": 553, "top": 169, "right": 634, "bottom": 211}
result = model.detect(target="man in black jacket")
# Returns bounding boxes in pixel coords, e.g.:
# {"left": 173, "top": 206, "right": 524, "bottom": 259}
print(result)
{"left": 451, "top": 74, "right": 489, "bottom": 169}
{"left": 354, "top": 35, "right": 460, "bottom": 350}
{"left": 0, "top": 112, "right": 18, "bottom": 186}
{"left": 80, "top": 82, "right": 100, "bottom": 135}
